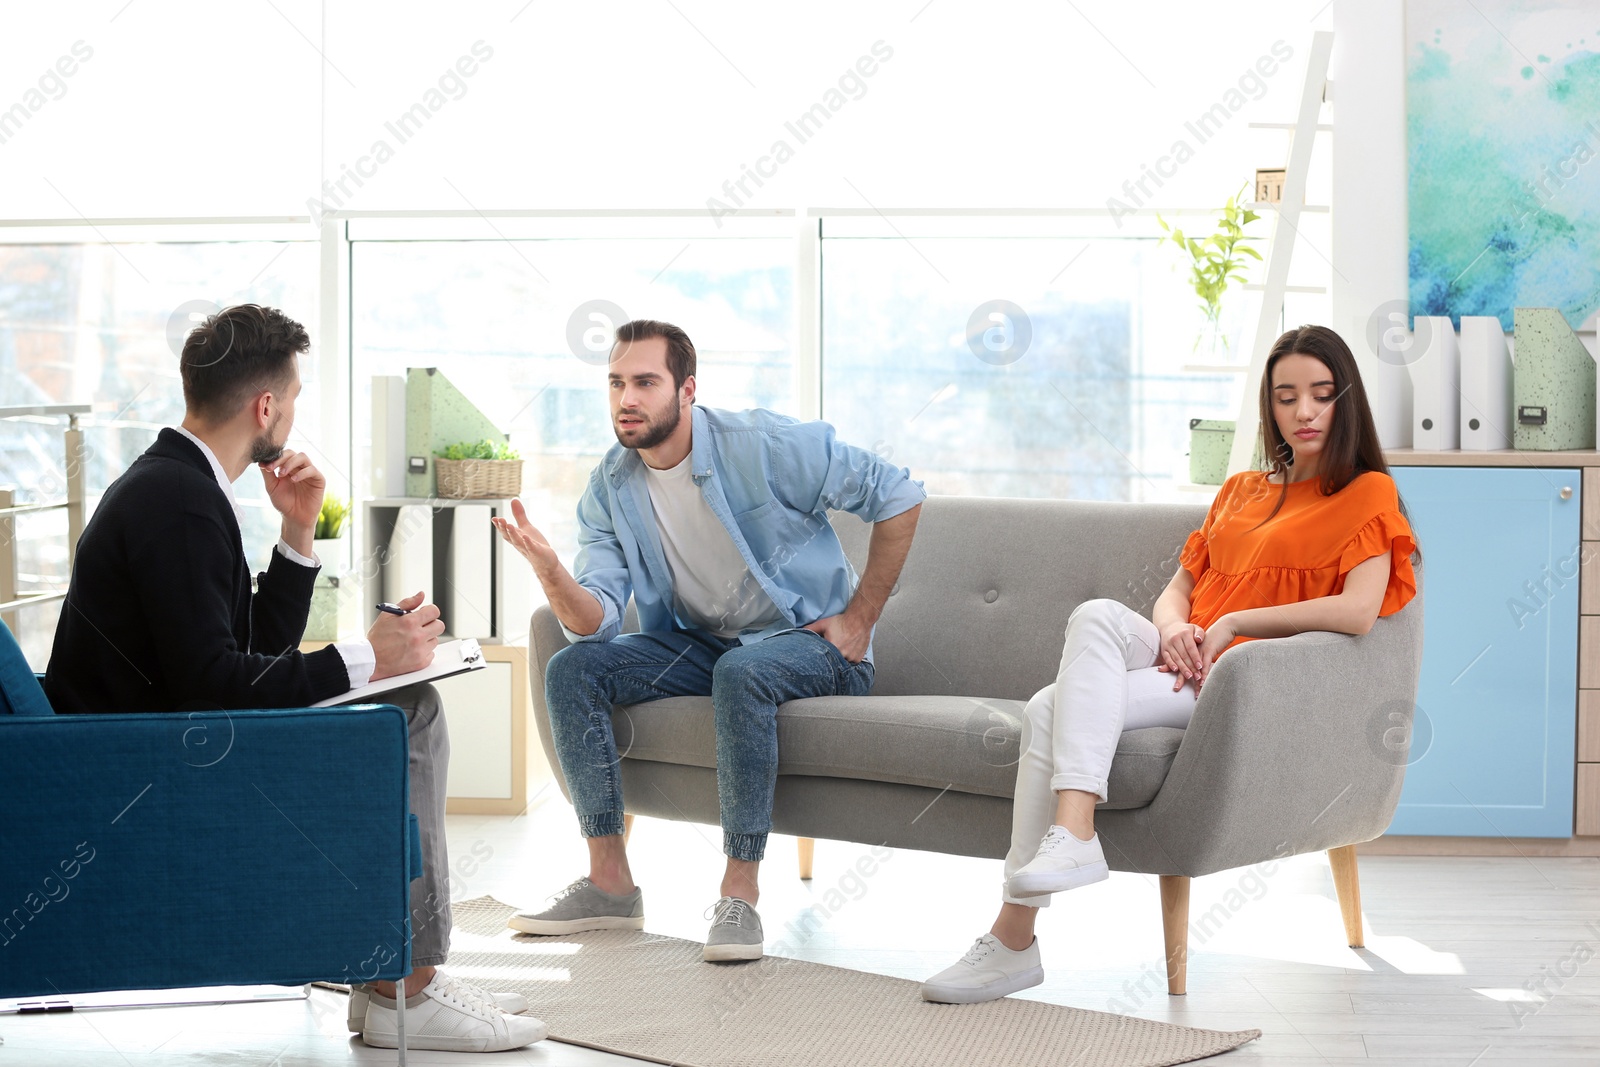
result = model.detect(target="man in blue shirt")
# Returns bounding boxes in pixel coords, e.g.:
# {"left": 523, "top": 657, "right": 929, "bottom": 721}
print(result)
{"left": 495, "top": 319, "right": 924, "bottom": 962}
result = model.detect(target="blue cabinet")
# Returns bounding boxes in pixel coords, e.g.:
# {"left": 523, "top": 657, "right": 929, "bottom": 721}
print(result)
{"left": 1389, "top": 466, "right": 1579, "bottom": 838}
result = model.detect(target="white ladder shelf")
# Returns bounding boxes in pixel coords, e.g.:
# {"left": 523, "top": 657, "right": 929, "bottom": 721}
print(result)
{"left": 1226, "top": 29, "right": 1334, "bottom": 478}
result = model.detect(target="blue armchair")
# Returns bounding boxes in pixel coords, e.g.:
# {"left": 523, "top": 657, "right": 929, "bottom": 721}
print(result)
{"left": 0, "top": 621, "right": 420, "bottom": 1051}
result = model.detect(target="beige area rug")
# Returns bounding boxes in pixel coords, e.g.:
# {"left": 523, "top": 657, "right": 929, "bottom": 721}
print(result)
{"left": 447, "top": 897, "right": 1260, "bottom": 1067}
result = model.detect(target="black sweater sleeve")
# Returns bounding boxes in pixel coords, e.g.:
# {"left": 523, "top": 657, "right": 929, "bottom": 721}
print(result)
{"left": 131, "top": 510, "right": 349, "bottom": 709}
{"left": 252, "top": 546, "right": 319, "bottom": 655}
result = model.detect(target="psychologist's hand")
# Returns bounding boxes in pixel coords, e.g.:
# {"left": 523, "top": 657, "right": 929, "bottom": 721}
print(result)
{"left": 260, "top": 448, "right": 325, "bottom": 550}
{"left": 368, "top": 591, "right": 444, "bottom": 681}
{"left": 803, "top": 609, "right": 871, "bottom": 663}
{"left": 492, "top": 499, "right": 561, "bottom": 579}
{"left": 1156, "top": 620, "right": 1205, "bottom": 691}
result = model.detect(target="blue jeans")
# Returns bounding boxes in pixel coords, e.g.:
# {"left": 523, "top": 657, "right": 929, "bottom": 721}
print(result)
{"left": 544, "top": 628, "right": 875, "bottom": 862}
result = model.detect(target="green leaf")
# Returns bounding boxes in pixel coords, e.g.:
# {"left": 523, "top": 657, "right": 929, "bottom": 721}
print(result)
{"left": 315, "top": 497, "right": 351, "bottom": 539}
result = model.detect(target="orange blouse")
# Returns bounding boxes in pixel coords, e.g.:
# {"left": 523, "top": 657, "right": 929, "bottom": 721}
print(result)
{"left": 1179, "top": 470, "right": 1418, "bottom": 654}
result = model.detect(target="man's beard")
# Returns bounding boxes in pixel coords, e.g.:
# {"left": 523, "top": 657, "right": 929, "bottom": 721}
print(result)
{"left": 250, "top": 413, "right": 286, "bottom": 465}
{"left": 616, "top": 400, "right": 681, "bottom": 451}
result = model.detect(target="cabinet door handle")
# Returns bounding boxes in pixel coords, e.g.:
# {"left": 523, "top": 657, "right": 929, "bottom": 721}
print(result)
{"left": 1561, "top": 486, "right": 1573, "bottom": 500}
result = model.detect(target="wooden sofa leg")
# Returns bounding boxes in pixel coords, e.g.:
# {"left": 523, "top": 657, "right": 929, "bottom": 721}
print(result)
{"left": 1328, "top": 844, "right": 1364, "bottom": 948}
{"left": 797, "top": 837, "right": 815, "bottom": 880}
{"left": 622, "top": 813, "right": 635, "bottom": 846}
{"left": 1159, "top": 874, "right": 1189, "bottom": 996}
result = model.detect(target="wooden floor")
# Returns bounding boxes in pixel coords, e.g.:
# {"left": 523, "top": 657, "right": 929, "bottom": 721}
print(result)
{"left": 5, "top": 795, "right": 1599, "bottom": 1066}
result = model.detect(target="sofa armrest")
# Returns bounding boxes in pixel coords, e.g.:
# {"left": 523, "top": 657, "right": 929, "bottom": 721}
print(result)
{"left": 0, "top": 704, "right": 415, "bottom": 998}
{"left": 1133, "top": 598, "right": 1424, "bottom": 875}
{"left": 529, "top": 605, "right": 574, "bottom": 804}
{"left": 529, "top": 601, "right": 644, "bottom": 804}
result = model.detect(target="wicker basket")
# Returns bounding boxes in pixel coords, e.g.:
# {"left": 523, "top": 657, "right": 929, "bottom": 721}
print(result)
{"left": 435, "top": 457, "right": 523, "bottom": 499}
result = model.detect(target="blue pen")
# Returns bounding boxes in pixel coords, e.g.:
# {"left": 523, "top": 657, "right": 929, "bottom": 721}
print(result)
{"left": 374, "top": 603, "right": 412, "bottom": 616}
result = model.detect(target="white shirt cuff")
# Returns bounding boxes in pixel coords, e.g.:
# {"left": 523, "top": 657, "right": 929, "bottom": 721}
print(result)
{"left": 333, "top": 638, "right": 376, "bottom": 689}
{"left": 276, "top": 538, "right": 319, "bottom": 568}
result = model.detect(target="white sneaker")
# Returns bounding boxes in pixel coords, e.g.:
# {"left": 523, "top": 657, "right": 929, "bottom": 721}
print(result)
{"left": 920, "top": 934, "right": 1044, "bottom": 1003}
{"left": 346, "top": 980, "right": 529, "bottom": 1032}
{"left": 360, "top": 971, "right": 547, "bottom": 1051}
{"left": 1006, "top": 825, "right": 1109, "bottom": 897}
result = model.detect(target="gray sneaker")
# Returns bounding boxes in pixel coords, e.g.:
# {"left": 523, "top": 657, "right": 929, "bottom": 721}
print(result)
{"left": 507, "top": 877, "right": 645, "bottom": 935}
{"left": 703, "top": 896, "right": 763, "bottom": 962}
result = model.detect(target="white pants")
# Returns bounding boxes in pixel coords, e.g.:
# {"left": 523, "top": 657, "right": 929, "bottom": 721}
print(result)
{"left": 1002, "top": 598, "right": 1198, "bottom": 907}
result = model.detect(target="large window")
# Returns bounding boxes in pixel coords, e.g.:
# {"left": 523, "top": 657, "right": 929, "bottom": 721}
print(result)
{"left": 0, "top": 215, "right": 1325, "bottom": 668}
{"left": 352, "top": 231, "right": 794, "bottom": 562}
{"left": 0, "top": 236, "right": 317, "bottom": 664}
{"left": 821, "top": 225, "right": 1236, "bottom": 501}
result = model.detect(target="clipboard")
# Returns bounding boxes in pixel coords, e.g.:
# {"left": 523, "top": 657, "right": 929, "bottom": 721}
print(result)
{"left": 313, "top": 638, "right": 486, "bottom": 707}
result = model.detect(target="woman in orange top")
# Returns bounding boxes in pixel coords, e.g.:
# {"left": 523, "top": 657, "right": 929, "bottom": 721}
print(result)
{"left": 922, "top": 324, "right": 1419, "bottom": 1004}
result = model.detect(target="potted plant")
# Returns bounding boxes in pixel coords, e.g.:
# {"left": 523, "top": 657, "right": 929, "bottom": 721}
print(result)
{"left": 313, "top": 497, "right": 351, "bottom": 566}
{"left": 435, "top": 438, "right": 523, "bottom": 499}
{"left": 306, "top": 497, "right": 351, "bottom": 641}
{"left": 1157, "top": 184, "right": 1261, "bottom": 358}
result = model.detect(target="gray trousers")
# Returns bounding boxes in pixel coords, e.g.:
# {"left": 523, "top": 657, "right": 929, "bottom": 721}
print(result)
{"left": 390, "top": 683, "right": 451, "bottom": 968}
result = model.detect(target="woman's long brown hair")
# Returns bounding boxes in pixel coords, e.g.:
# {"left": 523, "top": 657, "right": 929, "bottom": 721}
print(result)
{"left": 1251, "top": 325, "right": 1418, "bottom": 560}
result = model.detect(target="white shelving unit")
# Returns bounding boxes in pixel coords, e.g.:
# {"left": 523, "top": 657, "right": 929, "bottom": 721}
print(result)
{"left": 364, "top": 496, "right": 532, "bottom": 646}
{"left": 1224, "top": 29, "right": 1336, "bottom": 478}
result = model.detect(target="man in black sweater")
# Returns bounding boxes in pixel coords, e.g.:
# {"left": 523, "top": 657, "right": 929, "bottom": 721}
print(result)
{"left": 43, "top": 304, "right": 544, "bottom": 1053}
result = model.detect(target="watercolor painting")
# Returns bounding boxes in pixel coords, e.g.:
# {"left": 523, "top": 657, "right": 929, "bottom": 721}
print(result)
{"left": 1407, "top": 0, "right": 1600, "bottom": 330}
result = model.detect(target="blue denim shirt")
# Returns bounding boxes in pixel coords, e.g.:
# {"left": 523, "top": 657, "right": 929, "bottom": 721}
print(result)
{"left": 562, "top": 405, "right": 926, "bottom": 661}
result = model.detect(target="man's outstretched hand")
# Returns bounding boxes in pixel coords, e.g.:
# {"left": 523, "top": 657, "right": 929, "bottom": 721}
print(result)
{"left": 494, "top": 499, "right": 607, "bottom": 639}
{"left": 492, "top": 499, "right": 560, "bottom": 578}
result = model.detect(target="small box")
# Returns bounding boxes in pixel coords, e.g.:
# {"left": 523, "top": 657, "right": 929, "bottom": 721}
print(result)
{"left": 1254, "top": 168, "right": 1286, "bottom": 204}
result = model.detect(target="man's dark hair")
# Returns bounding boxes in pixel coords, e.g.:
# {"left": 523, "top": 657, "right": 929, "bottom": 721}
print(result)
{"left": 613, "top": 319, "right": 697, "bottom": 391}
{"left": 179, "top": 304, "right": 309, "bottom": 421}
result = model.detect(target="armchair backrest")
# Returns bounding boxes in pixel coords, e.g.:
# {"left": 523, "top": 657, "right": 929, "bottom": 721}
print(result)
{"left": 0, "top": 704, "right": 416, "bottom": 998}
{"left": 0, "top": 619, "right": 55, "bottom": 716}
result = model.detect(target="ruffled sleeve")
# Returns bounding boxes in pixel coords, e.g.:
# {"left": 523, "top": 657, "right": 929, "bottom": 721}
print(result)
{"left": 1338, "top": 509, "right": 1418, "bottom": 616}
{"left": 1180, "top": 474, "right": 1236, "bottom": 582}
{"left": 1179, "top": 528, "right": 1208, "bottom": 581}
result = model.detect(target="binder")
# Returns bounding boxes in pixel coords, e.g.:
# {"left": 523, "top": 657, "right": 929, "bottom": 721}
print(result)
{"left": 383, "top": 504, "right": 434, "bottom": 606}
{"left": 447, "top": 505, "right": 494, "bottom": 639}
{"left": 1513, "top": 306, "right": 1597, "bottom": 451}
{"left": 370, "top": 375, "right": 407, "bottom": 498}
{"left": 493, "top": 513, "right": 532, "bottom": 644}
{"left": 1458, "top": 316, "right": 1513, "bottom": 451}
{"left": 1410, "top": 316, "right": 1460, "bottom": 450}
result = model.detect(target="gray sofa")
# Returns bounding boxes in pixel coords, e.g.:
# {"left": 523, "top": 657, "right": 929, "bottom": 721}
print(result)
{"left": 529, "top": 494, "right": 1424, "bottom": 992}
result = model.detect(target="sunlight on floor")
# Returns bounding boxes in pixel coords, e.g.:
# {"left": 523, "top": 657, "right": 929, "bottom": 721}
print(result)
{"left": 1360, "top": 934, "right": 1466, "bottom": 975}
{"left": 1470, "top": 986, "right": 1545, "bottom": 1003}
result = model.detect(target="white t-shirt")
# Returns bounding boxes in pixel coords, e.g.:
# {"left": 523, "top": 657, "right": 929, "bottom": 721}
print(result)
{"left": 642, "top": 453, "right": 784, "bottom": 638}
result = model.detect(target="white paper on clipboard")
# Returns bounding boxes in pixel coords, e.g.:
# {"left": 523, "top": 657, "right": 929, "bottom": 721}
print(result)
{"left": 313, "top": 638, "right": 485, "bottom": 707}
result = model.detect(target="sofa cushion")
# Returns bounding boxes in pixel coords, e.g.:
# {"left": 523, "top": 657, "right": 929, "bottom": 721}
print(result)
{"left": 612, "top": 694, "right": 1182, "bottom": 810}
